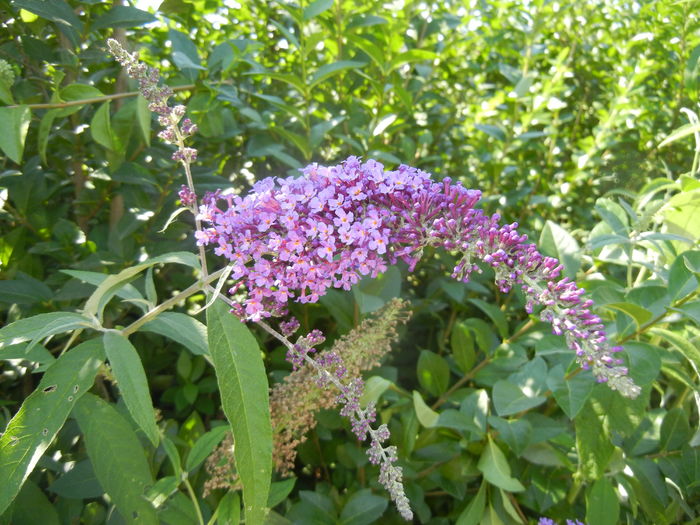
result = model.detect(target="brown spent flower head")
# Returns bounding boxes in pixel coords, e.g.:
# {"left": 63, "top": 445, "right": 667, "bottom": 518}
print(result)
{"left": 204, "top": 298, "right": 410, "bottom": 491}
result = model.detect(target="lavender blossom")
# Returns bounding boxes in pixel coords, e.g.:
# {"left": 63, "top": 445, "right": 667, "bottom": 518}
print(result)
{"left": 197, "top": 157, "right": 640, "bottom": 398}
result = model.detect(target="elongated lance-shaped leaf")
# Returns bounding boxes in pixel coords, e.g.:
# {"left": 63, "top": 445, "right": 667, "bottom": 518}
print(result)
{"left": 103, "top": 332, "right": 159, "bottom": 447}
{"left": 83, "top": 251, "right": 199, "bottom": 321}
{"left": 140, "top": 312, "right": 209, "bottom": 358}
{"left": 0, "top": 312, "right": 96, "bottom": 351}
{"left": 206, "top": 300, "right": 272, "bottom": 524}
{"left": 0, "top": 339, "right": 104, "bottom": 515}
{"left": 73, "top": 393, "right": 157, "bottom": 525}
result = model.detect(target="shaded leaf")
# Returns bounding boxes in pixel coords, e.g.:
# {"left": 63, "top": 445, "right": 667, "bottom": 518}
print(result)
{"left": 412, "top": 390, "right": 439, "bottom": 428}
{"left": 73, "top": 393, "right": 157, "bottom": 524}
{"left": 477, "top": 437, "right": 525, "bottom": 492}
{"left": 303, "top": 0, "right": 333, "bottom": 20}
{"left": 338, "top": 489, "right": 388, "bottom": 525}
{"left": 585, "top": 477, "right": 619, "bottom": 525}
{"left": 0, "top": 106, "right": 31, "bottom": 164}
{"left": 140, "top": 312, "right": 209, "bottom": 357}
{"left": 92, "top": 6, "right": 156, "bottom": 30}
{"left": 185, "top": 424, "right": 230, "bottom": 472}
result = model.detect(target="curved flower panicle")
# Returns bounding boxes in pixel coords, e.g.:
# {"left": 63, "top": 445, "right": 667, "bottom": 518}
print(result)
{"left": 198, "top": 157, "right": 640, "bottom": 398}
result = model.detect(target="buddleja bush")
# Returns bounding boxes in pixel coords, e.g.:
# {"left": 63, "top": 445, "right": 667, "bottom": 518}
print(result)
{"left": 1, "top": 1, "right": 699, "bottom": 524}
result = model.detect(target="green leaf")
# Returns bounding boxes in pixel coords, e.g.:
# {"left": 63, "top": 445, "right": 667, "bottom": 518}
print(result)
{"left": 338, "top": 489, "right": 388, "bottom": 525}
{"left": 651, "top": 327, "right": 700, "bottom": 367}
{"left": 475, "top": 123, "right": 505, "bottom": 141}
{"left": 359, "top": 375, "right": 391, "bottom": 406}
{"left": 477, "top": 437, "right": 525, "bottom": 492}
{"left": 492, "top": 380, "right": 546, "bottom": 416}
{"left": 161, "top": 436, "right": 183, "bottom": 477}
{"left": 250, "top": 71, "right": 306, "bottom": 93}
{"left": 185, "top": 424, "right": 229, "bottom": 472}
{"left": 60, "top": 83, "right": 104, "bottom": 101}
{"left": 10, "top": 480, "right": 59, "bottom": 525}
{"left": 353, "top": 266, "right": 401, "bottom": 314}
{"left": 659, "top": 122, "right": 700, "bottom": 148}
{"left": 585, "top": 478, "right": 619, "bottom": 525}
{"left": 575, "top": 402, "right": 614, "bottom": 480}
{"left": 387, "top": 49, "right": 437, "bottom": 73}
{"left": 417, "top": 350, "right": 450, "bottom": 396}
{"left": 451, "top": 322, "right": 476, "bottom": 373}
{"left": 83, "top": 251, "right": 199, "bottom": 320}
{"left": 38, "top": 108, "right": 59, "bottom": 165}
{"left": 604, "top": 302, "right": 653, "bottom": 327}
{"left": 487, "top": 416, "right": 532, "bottom": 457}
{"left": 412, "top": 390, "right": 439, "bottom": 428}
{"left": 0, "top": 339, "right": 103, "bottom": 515}
{"left": 13, "top": 0, "right": 82, "bottom": 45}
{"left": 468, "top": 298, "right": 508, "bottom": 339}
{"left": 48, "top": 459, "right": 103, "bottom": 499}
{"left": 627, "top": 458, "right": 669, "bottom": 522}
{"left": 303, "top": 0, "right": 333, "bottom": 20}
{"left": 547, "top": 365, "right": 595, "bottom": 419}
{"left": 309, "top": 60, "right": 365, "bottom": 89}
{"left": 146, "top": 476, "right": 180, "bottom": 509}
{"left": 456, "top": 481, "right": 486, "bottom": 525}
{"left": 135, "top": 94, "right": 151, "bottom": 146}
{"left": 62, "top": 269, "right": 144, "bottom": 305}
{"left": 207, "top": 300, "right": 271, "bottom": 525}
{"left": 73, "top": 393, "right": 157, "bottom": 525}
{"left": 92, "top": 6, "right": 156, "bottom": 30}
{"left": 103, "top": 332, "right": 159, "bottom": 447}
{"left": 539, "top": 220, "right": 581, "bottom": 278}
{"left": 0, "top": 106, "right": 31, "bottom": 164}
{"left": 436, "top": 409, "right": 481, "bottom": 434}
{"left": 140, "top": 312, "right": 209, "bottom": 358}
{"left": 216, "top": 491, "right": 241, "bottom": 525}
{"left": 0, "top": 312, "right": 96, "bottom": 351}
{"left": 0, "top": 342, "right": 54, "bottom": 367}
{"left": 668, "top": 250, "right": 700, "bottom": 301}
{"left": 268, "top": 478, "right": 296, "bottom": 508}
{"left": 275, "top": 127, "right": 312, "bottom": 160}
{"left": 659, "top": 407, "right": 692, "bottom": 451}
{"left": 91, "top": 101, "right": 115, "bottom": 150}
{"left": 347, "top": 35, "right": 385, "bottom": 69}
{"left": 0, "top": 278, "right": 52, "bottom": 305}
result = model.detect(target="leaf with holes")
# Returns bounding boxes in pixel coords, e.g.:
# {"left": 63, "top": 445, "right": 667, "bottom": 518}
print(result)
{"left": 0, "top": 339, "right": 103, "bottom": 515}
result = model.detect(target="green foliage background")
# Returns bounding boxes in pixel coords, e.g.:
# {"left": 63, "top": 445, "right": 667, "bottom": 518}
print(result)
{"left": 0, "top": 0, "right": 699, "bottom": 524}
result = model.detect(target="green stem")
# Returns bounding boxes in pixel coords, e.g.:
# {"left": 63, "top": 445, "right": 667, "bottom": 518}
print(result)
{"left": 183, "top": 477, "right": 206, "bottom": 525}
{"left": 120, "top": 268, "right": 225, "bottom": 337}
{"left": 431, "top": 357, "right": 491, "bottom": 410}
{"left": 5, "top": 84, "right": 195, "bottom": 110}
{"left": 618, "top": 291, "right": 699, "bottom": 344}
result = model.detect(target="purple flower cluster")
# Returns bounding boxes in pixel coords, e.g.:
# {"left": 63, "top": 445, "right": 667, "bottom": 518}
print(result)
{"left": 196, "top": 157, "right": 640, "bottom": 398}
{"left": 538, "top": 519, "right": 585, "bottom": 525}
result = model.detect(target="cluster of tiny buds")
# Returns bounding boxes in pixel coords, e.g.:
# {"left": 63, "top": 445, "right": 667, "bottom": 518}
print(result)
{"left": 107, "top": 39, "right": 198, "bottom": 165}
{"left": 286, "top": 329, "right": 325, "bottom": 370}
{"left": 178, "top": 185, "right": 196, "bottom": 207}
{"left": 279, "top": 317, "right": 300, "bottom": 337}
